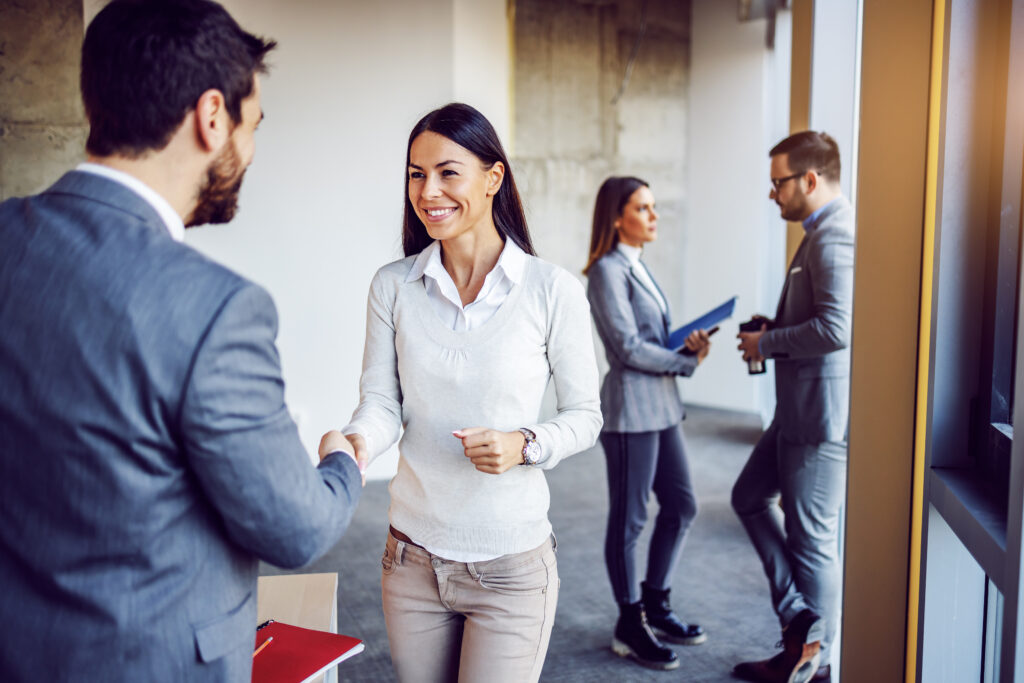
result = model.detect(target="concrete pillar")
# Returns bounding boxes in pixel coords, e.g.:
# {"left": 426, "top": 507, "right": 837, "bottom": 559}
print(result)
{"left": 0, "top": 0, "right": 87, "bottom": 201}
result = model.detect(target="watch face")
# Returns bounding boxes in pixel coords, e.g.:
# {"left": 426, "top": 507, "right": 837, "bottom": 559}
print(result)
{"left": 524, "top": 440, "right": 541, "bottom": 464}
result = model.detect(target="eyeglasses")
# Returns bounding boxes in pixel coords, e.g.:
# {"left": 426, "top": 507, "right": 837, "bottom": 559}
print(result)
{"left": 770, "top": 172, "right": 806, "bottom": 191}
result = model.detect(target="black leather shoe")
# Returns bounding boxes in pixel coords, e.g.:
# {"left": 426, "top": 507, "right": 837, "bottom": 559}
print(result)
{"left": 611, "top": 601, "right": 680, "bottom": 670}
{"left": 783, "top": 609, "right": 825, "bottom": 655}
{"left": 732, "top": 609, "right": 824, "bottom": 683}
{"left": 641, "top": 581, "right": 707, "bottom": 645}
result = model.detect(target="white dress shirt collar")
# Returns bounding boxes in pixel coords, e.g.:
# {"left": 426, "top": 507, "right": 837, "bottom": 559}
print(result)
{"left": 406, "top": 238, "right": 527, "bottom": 333}
{"left": 407, "top": 238, "right": 526, "bottom": 286}
{"left": 76, "top": 162, "right": 185, "bottom": 242}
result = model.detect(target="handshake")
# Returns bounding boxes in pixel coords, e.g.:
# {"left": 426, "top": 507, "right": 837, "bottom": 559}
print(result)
{"left": 318, "top": 431, "right": 368, "bottom": 485}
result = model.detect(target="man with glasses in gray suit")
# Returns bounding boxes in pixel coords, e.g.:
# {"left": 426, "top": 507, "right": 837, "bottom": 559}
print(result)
{"left": 0, "top": 1, "right": 362, "bottom": 680}
{"left": 731, "top": 131, "right": 854, "bottom": 683}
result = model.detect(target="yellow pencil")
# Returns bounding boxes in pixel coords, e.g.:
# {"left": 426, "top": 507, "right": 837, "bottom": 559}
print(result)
{"left": 252, "top": 636, "right": 273, "bottom": 658}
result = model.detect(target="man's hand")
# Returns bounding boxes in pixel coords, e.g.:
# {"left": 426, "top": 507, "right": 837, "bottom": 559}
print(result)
{"left": 453, "top": 428, "right": 525, "bottom": 475}
{"left": 318, "top": 430, "right": 367, "bottom": 486}
{"left": 684, "top": 329, "right": 712, "bottom": 364}
{"left": 737, "top": 322, "right": 768, "bottom": 363}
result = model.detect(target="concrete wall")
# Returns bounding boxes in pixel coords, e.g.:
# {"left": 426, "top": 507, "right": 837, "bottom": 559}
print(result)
{"left": 513, "top": 0, "right": 789, "bottom": 418}
{"left": 513, "top": 0, "right": 688, "bottom": 277}
{"left": 512, "top": 0, "right": 692, "bottom": 377}
{"left": 0, "top": 0, "right": 87, "bottom": 201}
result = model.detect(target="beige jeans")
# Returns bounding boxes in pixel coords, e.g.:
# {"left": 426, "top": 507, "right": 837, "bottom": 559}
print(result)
{"left": 381, "top": 530, "right": 559, "bottom": 683}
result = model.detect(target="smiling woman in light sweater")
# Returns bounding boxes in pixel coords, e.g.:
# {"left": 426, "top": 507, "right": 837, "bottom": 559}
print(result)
{"left": 332, "top": 103, "right": 602, "bottom": 683}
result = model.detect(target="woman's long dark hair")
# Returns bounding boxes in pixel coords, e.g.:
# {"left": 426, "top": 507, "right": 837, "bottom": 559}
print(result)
{"left": 583, "top": 176, "right": 648, "bottom": 275}
{"left": 402, "top": 103, "right": 535, "bottom": 257}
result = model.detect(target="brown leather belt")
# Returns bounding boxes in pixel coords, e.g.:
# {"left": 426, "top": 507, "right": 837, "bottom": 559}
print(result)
{"left": 389, "top": 525, "right": 426, "bottom": 550}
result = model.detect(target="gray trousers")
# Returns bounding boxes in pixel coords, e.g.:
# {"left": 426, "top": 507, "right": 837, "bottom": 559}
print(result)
{"left": 730, "top": 419, "right": 846, "bottom": 665}
{"left": 381, "top": 531, "right": 559, "bottom": 683}
{"left": 601, "top": 425, "right": 698, "bottom": 605}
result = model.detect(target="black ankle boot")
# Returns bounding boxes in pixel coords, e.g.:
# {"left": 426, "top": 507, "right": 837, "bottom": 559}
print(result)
{"left": 611, "top": 601, "right": 679, "bottom": 670}
{"left": 641, "top": 581, "right": 707, "bottom": 645}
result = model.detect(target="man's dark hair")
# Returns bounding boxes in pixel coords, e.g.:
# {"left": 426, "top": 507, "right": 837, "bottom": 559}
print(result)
{"left": 769, "top": 131, "right": 841, "bottom": 183}
{"left": 81, "top": 0, "right": 276, "bottom": 157}
{"left": 402, "top": 103, "right": 535, "bottom": 257}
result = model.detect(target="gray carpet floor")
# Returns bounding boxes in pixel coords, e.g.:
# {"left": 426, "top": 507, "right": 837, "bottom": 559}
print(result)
{"left": 260, "top": 406, "right": 784, "bottom": 682}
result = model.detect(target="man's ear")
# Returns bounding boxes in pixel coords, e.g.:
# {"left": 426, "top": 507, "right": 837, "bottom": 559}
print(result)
{"left": 193, "top": 89, "right": 230, "bottom": 153}
{"left": 486, "top": 161, "right": 505, "bottom": 197}
{"left": 804, "top": 170, "right": 819, "bottom": 194}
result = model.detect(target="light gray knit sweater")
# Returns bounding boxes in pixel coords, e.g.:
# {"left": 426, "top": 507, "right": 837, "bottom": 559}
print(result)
{"left": 345, "top": 253, "right": 602, "bottom": 556}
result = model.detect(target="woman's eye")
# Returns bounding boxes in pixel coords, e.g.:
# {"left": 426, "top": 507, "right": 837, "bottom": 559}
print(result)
{"left": 409, "top": 171, "right": 424, "bottom": 180}
{"left": 442, "top": 169, "right": 458, "bottom": 177}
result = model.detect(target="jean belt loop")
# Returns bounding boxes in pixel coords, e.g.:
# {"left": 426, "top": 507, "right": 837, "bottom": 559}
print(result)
{"left": 395, "top": 540, "right": 406, "bottom": 566}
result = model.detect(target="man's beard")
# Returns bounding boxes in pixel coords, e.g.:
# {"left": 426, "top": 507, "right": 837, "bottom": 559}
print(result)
{"left": 185, "top": 140, "right": 247, "bottom": 228}
{"left": 777, "top": 197, "right": 806, "bottom": 222}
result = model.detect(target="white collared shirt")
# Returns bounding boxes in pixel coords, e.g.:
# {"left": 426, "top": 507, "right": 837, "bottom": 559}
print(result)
{"left": 406, "top": 238, "right": 527, "bottom": 331}
{"left": 617, "top": 242, "right": 668, "bottom": 315}
{"left": 76, "top": 162, "right": 185, "bottom": 242}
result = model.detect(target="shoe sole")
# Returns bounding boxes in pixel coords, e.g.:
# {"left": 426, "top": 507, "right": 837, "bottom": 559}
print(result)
{"left": 652, "top": 628, "right": 707, "bottom": 646}
{"left": 788, "top": 649, "right": 821, "bottom": 683}
{"left": 611, "top": 637, "right": 680, "bottom": 671}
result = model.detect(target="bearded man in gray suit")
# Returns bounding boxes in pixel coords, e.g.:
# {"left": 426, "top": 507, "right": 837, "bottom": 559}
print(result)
{"left": 0, "top": 1, "right": 362, "bottom": 680}
{"left": 731, "top": 131, "right": 854, "bottom": 683}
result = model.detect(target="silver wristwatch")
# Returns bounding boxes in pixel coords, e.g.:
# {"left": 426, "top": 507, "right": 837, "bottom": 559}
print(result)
{"left": 518, "top": 428, "right": 541, "bottom": 466}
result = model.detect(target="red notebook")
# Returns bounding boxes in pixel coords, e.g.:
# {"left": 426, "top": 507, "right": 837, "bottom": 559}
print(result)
{"left": 251, "top": 620, "right": 364, "bottom": 683}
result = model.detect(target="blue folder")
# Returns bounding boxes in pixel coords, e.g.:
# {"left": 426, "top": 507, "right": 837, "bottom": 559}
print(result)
{"left": 667, "top": 296, "right": 737, "bottom": 350}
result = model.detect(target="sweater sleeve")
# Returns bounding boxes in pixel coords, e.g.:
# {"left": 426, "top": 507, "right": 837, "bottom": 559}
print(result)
{"left": 526, "top": 271, "right": 603, "bottom": 470}
{"left": 342, "top": 269, "right": 403, "bottom": 461}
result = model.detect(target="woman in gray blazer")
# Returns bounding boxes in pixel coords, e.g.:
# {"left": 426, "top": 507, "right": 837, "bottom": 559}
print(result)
{"left": 584, "top": 176, "right": 712, "bottom": 671}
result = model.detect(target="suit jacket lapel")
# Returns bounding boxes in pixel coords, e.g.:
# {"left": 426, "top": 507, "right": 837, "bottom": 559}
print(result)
{"left": 610, "top": 249, "right": 671, "bottom": 333}
{"left": 637, "top": 260, "right": 672, "bottom": 330}
{"left": 774, "top": 199, "right": 851, "bottom": 320}
{"left": 775, "top": 235, "right": 809, "bottom": 320}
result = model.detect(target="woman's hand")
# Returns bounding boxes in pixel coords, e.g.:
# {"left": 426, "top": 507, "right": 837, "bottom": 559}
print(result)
{"left": 318, "top": 430, "right": 367, "bottom": 486}
{"left": 453, "top": 428, "right": 526, "bottom": 475}
{"left": 684, "top": 329, "right": 712, "bottom": 364}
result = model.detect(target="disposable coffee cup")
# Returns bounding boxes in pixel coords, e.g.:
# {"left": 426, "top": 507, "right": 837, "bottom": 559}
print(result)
{"left": 738, "top": 319, "right": 768, "bottom": 375}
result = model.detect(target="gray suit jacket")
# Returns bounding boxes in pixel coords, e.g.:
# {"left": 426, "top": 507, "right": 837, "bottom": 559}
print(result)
{"left": 587, "top": 249, "right": 698, "bottom": 433}
{"left": 760, "top": 196, "right": 855, "bottom": 444}
{"left": 0, "top": 172, "right": 362, "bottom": 681}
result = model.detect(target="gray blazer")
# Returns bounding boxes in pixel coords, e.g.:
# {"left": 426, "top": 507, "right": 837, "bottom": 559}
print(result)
{"left": 760, "top": 196, "right": 855, "bottom": 444}
{"left": 586, "top": 249, "right": 698, "bottom": 432}
{"left": 0, "top": 172, "right": 362, "bottom": 681}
